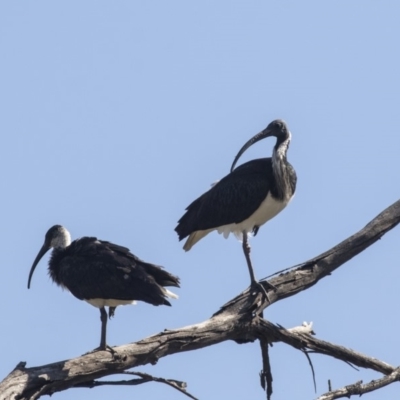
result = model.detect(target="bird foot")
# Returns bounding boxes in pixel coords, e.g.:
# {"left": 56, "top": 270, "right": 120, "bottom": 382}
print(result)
{"left": 108, "top": 307, "right": 116, "bottom": 319}
{"left": 249, "top": 280, "right": 277, "bottom": 315}
{"left": 84, "top": 344, "right": 117, "bottom": 356}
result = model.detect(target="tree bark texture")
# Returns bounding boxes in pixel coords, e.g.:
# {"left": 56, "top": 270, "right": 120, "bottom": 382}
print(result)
{"left": 1, "top": 199, "right": 399, "bottom": 400}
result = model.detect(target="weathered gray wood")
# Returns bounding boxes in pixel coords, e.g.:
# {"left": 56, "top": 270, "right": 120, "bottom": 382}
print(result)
{"left": 1, "top": 199, "right": 399, "bottom": 400}
{"left": 216, "top": 198, "right": 400, "bottom": 314}
{"left": 317, "top": 367, "right": 400, "bottom": 400}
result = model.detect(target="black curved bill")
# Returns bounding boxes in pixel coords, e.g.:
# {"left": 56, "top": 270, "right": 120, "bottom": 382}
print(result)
{"left": 230, "top": 127, "right": 273, "bottom": 172}
{"left": 27, "top": 243, "right": 50, "bottom": 289}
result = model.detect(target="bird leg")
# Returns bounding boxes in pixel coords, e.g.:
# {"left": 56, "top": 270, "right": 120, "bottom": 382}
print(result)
{"left": 99, "top": 307, "right": 108, "bottom": 350}
{"left": 242, "top": 231, "right": 257, "bottom": 284}
{"left": 242, "top": 231, "right": 277, "bottom": 306}
{"left": 94, "top": 307, "right": 115, "bottom": 354}
{"left": 84, "top": 307, "right": 116, "bottom": 355}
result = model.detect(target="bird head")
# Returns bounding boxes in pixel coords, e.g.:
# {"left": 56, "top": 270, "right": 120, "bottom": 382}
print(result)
{"left": 230, "top": 119, "right": 290, "bottom": 172}
{"left": 27, "top": 225, "right": 71, "bottom": 289}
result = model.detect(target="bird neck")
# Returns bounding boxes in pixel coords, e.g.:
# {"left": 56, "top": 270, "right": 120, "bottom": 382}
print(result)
{"left": 48, "top": 248, "right": 66, "bottom": 287}
{"left": 272, "top": 134, "right": 293, "bottom": 201}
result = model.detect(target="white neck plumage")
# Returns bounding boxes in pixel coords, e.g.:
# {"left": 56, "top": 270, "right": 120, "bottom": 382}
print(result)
{"left": 272, "top": 132, "right": 293, "bottom": 201}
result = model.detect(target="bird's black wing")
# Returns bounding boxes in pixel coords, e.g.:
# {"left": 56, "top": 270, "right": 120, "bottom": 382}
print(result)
{"left": 55, "top": 238, "right": 178, "bottom": 306}
{"left": 175, "top": 158, "right": 273, "bottom": 239}
{"left": 103, "top": 241, "right": 180, "bottom": 288}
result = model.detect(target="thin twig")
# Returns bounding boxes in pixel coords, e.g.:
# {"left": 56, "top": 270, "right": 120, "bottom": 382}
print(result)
{"left": 301, "top": 351, "right": 316, "bottom": 393}
{"left": 259, "top": 338, "right": 273, "bottom": 400}
{"left": 75, "top": 371, "right": 198, "bottom": 400}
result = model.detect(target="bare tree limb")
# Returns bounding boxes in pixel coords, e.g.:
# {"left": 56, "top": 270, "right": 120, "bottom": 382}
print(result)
{"left": 1, "top": 199, "right": 399, "bottom": 400}
{"left": 255, "top": 319, "right": 395, "bottom": 375}
{"left": 0, "top": 314, "right": 251, "bottom": 400}
{"left": 74, "top": 371, "right": 198, "bottom": 400}
{"left": 317, "top": 367, "right": 400, "bottom": 400}
{"left": 216, "top": 199, "right": 400, "bottom": 315}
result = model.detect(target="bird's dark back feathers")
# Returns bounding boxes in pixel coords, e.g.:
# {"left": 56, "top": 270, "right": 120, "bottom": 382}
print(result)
{"left": 49, "top": 237, "right": 179, "bottom": 306}
{"left": 175, "top": 158, "right": 277, "bottom": 239}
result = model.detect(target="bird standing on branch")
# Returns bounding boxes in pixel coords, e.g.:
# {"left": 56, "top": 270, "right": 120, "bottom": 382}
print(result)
{"left": 175, "top": 119, "right": 297, "bottom": 288}
{"left": 28, "top": 225, "right": 180, "bottom": 351}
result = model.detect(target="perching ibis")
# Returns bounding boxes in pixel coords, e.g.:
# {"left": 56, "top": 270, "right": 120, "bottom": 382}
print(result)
{"left": 175, "top": 119, "right": 296, "bottom": 287}
{"left": 28, "top": 225, "right": 180, "bottom": 351}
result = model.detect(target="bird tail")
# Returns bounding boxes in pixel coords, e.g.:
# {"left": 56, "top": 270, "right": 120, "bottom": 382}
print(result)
{"left": 183, "top": 229, "right": 213, "bottom": 251}
{"left": 165, "top": 288, "right": 179, "bottom": 299}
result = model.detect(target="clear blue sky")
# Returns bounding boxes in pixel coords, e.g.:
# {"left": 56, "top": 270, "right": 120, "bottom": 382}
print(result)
{"left": 1, "top": 2, "right": 399, "bottom": 399}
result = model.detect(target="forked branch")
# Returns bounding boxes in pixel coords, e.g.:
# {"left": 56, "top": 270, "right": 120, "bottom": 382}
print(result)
{"left": 1, "top": 199, "right": 399, "bottom": 400}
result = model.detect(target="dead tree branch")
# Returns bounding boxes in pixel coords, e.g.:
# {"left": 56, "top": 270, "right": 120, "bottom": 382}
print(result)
{"left": 216, "top": 198, "right": 400, "bottom": 315}
{"left": 74, "top": 371, "right": 198, "bottom": 400}
{"left": 317, "top": 367, "right": 400, "bottom": 400}
{"left": 1, "top": 199, "right": 399, "bottom": 400}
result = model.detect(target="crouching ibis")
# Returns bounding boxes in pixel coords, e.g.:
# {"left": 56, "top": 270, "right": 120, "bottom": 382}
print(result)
{"left": 28, "top": 225, "right": 180, "bottom": 351}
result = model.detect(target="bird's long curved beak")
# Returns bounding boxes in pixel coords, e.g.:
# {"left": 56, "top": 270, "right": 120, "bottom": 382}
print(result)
{"left": 27, "top": 243, "right": 50, "bottom": 289}
{"left": 230, "top": 127, "right": 272, "bottom": 172}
